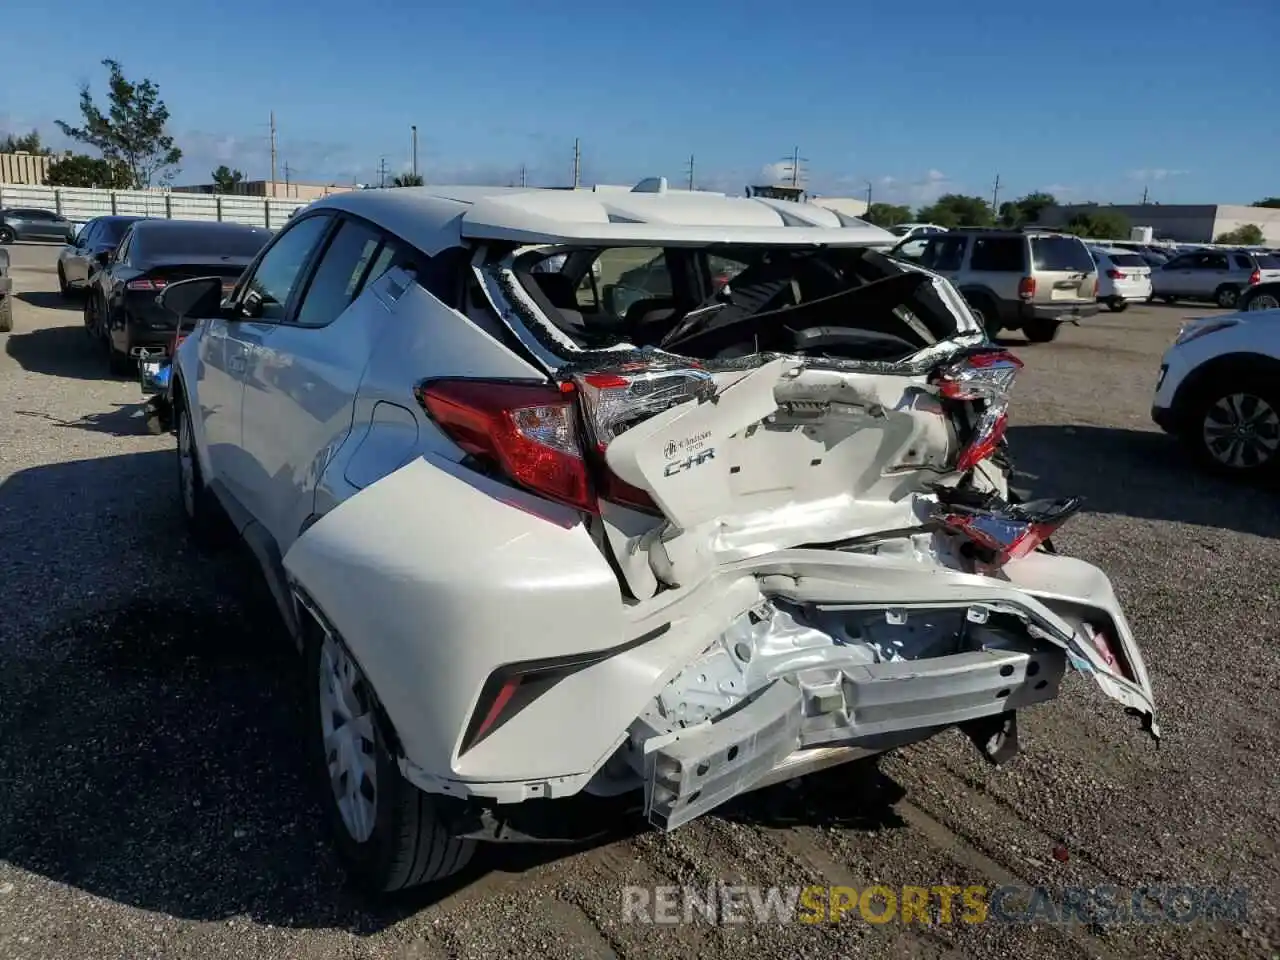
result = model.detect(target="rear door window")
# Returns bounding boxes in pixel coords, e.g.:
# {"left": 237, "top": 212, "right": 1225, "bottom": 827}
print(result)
{"left": 921, "top": 236, "right": 966, "bottom": 271}
{"left": 969, "top": 237, "right": 1025, "bottom": 272}
{"left": 293, "top": 217, "right": 385, "bottom": 327}
{"left": 1233, "top": 254, "right": 1253, "bottom": 271}
{"left": 1030, "top": 236, "right": 1095, "bottom": 271}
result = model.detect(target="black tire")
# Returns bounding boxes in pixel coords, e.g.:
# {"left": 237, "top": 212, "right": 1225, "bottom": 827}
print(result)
{"left": 303, "top": 619, "right": 475, "bottom": 893}
{"left": 964, "top": 294, "right": 1002, "bottom": 337}
{"left": 1022, "top": 318, "right": 1060, "bottom": 343}
{"left": 175, "top": 400, "right": 228, "bottom": 547}
{"left": 0, "top": 294, "right": 12, "bottom": 333}
{"left": 1104, "top": 299, "right": 1128, "bottom": 313}
{"left": 1180, "top": 374, "right": 1280, "bottom": 481}
{"left": 1241, "top": 290, "right": 1280, "bottom": 312}
{"left": 1160, "top": 295, "right": 1177, "bottom": 304}
{"left": 1214, "top": 285, "right": 1241, "bottom": 309}
{"left": 0, "top": 226, "right": 14, "bottom": 244}
{"left": 57, "top": 264, "right": 71, "bottom": 298}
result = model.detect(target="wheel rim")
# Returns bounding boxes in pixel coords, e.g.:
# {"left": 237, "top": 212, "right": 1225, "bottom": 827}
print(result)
{"left": 177, "top": 411, "right": 196, "bottom": 518}
{"left": 319, "top": 633, "right": 379, "bottom": 843}
{"left": 1202, "top": 393, "right": 1280, "bottom": 470}
{"left": 1218, "top": 288, "right": 1238, "bottom": 308}
{"left": 1247, "top": 294, "right": 1279, "bottom": 311}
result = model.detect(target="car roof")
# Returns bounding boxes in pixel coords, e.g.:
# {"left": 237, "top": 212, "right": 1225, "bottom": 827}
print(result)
{"left": 302, "top": 183, "right": 896, "bottom": 254}
{"left": 131, "top": 218, "right": 270, "bottom": 234}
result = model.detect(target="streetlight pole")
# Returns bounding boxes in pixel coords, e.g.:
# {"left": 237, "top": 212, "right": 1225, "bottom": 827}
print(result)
{"left": 411, "top": 125, "right": 418, "bottom": 180}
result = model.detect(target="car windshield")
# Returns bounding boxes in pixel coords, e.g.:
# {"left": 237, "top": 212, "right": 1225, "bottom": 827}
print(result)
{"left": 1031, "top": 236, "right": 1095, "bottom": 272}
{"left": 133, "top": 225, "right": 272, "bottom": 260}
{"left": 506, "top": 243, "right": 964, "bottom": 363}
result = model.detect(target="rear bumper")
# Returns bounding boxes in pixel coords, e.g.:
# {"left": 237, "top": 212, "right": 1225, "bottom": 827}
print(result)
{"left": 635, "top": 642, "right": 1065, "bottom": 830}
{"left": 1021, "top": 301, "right": 1099, "bottom": 322}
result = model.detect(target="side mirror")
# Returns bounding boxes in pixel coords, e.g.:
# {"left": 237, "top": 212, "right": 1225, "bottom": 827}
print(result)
{"left": 94, "top": 250, "right": 112, "bottom": 266}
{"left": 158, "top": 276, "right": 225, "bottom": 321}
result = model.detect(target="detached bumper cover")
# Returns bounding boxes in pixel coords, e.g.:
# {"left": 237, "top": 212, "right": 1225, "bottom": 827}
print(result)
{"left": 637, "top": 641, "right": 1064, "bottom": 830}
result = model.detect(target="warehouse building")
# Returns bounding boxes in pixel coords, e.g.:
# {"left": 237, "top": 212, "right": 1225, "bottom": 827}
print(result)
{"left": 1038, "top": 204, "right": 1280, "bottom": 244}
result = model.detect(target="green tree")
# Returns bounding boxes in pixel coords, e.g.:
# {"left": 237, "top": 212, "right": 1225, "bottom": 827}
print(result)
{"left": 1251, "top": 198, "right": 1280, "bottom": 209}
{"left": 861, "top": 202, "right": 912, "bottom": 228}
{"left": 1059, "top": 210, "right": 1130, "bottom": 240}
{"left": 0, "top": 130, "right": 52, "bottom": 155}
{"left": 55, "top": 59, "right": 182, "bottom": 189}
{"left": 44, "top": 152, "right": 133, "bottom": 189}
{"left": 211, "top": 165, "right": 245, "bottom": 193}
{"left": 998, "top": 191, "right": 1056, "bottom": 227}
{"left": 915, "top": 194, "right": 994, "bottom": 228}
{"left": 1215, "top": 224, "right": 1265, "bottom": 245}
{"left": 391, "top": 172, "right": 424, "bottom": 187}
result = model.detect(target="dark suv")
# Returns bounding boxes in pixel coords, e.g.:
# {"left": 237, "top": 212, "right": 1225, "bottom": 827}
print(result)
{"left": 890, "top": 228, "right": 1099, "bottom": 341}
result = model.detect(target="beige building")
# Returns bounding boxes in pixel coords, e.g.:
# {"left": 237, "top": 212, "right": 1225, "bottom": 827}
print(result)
{"left": 1038, "top": 203, "right": 1280, "bottom": 245}
{"left": 172, "top": 179, "right": 356, "bottom": 200}
{"left": 0, "top": 152, "right": 54, "bottom": 185}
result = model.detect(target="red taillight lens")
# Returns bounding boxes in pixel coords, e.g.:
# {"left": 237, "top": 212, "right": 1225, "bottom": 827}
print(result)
{"left": 933, "top": 495, "right": 1083, "bottom": 567}
{"left": 416, "top": 379, "right": 593, "bottom": 512}
{"left": 1017, "top": 276, "right": 1036, "bottom": 300}
{"left": 1107, "top": 269, "right": 1124, "bottom": 280}
{"left": 125, "top": 277, "right": 166, "bottom": 291}
{"left": 1249, "top": 270, "right": 1261, "bottom": 286}
{"left": 934, "top": 349, "right": 1023, "bottom": 473}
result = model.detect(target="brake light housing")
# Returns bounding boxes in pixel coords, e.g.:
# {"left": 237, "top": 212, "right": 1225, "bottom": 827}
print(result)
{"left": 1106, "top": 268, "right": 1124, "bottom": 280}
{"left": 572, "top": 362, "right": 716, "bottom": 513}
{"left": 1249, "top": 269, "right": 1261, "bottom": 286}
{"left": 416, "top": 378, "right": 593, "bottom": 512}
{"left": 933, "top": 349, "right": 1024, "bottom": 473}
{"left": 932, "top": 495, "right": 1083, "bottom": 567}
{"left": 1017, "top": 276, "right": 1036, "bottom": 300}
{"left": 126, "top": 277, "right": 167, "bottom": 291}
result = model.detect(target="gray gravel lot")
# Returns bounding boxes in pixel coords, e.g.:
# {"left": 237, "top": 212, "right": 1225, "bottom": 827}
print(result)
{"left": 1, "top": 240, "right": 1277, "bottom": 959}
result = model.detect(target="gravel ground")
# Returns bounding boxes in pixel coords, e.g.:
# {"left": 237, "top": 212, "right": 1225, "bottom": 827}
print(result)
{"left": 1, "top": 242, "right": 1277, "bottom": 960}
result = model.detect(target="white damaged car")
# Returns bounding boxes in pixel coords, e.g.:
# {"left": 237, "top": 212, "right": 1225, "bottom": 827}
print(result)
{"left": 158, "top": 179, "right": 1159, "bottom": 893}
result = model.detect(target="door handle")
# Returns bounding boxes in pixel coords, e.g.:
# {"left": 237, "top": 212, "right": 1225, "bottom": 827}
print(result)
{"left": 229, "top": 355, "right": 246, "bottom": 375}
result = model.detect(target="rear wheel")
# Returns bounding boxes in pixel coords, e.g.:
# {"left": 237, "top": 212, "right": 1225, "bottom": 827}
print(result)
{"left": 1214, "top": 285, "right": 1240, "bottom": 309}
{"left": 1181, "top": 375, "right": 1280, "bottom": 480}
{"left": 1105, "top": 298, "right": 1128, "bottom": 313}
{"left": 304, "top": 618, "right": 475, "bottom": 893}
{"left": 1022, "top": 318, "right": 1060, "bottom": 343}
{"left": 175, "top": 402, "right": 227, "bottom": 546}
{"left": 964, "top": 294, "right": 1001, "bottom": 337}
{"left": 0, "top": 226, "right": 14, "bottom": 244}
{"left": 1244, "top": 291, "right": 1280, "bottom": 312}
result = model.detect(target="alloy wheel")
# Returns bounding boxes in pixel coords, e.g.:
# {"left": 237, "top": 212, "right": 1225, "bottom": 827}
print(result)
{"left": 177, "top": 411, "right": 196, "bottom": 519}
{"left": 1246, "top": 294, "right": 1279, "bottom": 311}
{"left": 1202, "top": 392, "right": 1280, "bottom": 470}
{"left": 319, "top": 633, "right": 379, "bottom": 843}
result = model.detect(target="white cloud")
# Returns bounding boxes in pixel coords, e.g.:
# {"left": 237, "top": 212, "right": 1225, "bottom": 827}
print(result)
{"left": 1127, "top": 168, "right": 1189, "bottom": 182}
{"left": 868, "top": 169, "right": 953, "bottom": 207}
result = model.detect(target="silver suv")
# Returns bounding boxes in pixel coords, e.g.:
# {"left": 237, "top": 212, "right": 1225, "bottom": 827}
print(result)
{"left": 891, "top": 228, "right": 1099, "bottom": 342}
{"left": 1149, "top": 248, "right": 1280, "bottom": 309}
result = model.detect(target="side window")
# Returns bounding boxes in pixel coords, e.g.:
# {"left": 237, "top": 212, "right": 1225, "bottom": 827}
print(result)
{"left": 591, "top": 247, "right": 669, "bottom": 314}
{"left": 969, "top": 237, "right": 1024, "bottom": 272}
{"left": 932, "top": 236, "right": 966, "bottom": 271}
{"left": 292, "top": 218, "right": 385, "bottom": 327}
{"left": 1165, "top": 255, "right": 1191, "bottom": 269}
{"left": 360, "top": 235, "right": 418, "bottom": 293}
{"left": 77, "top": 222, "right": 98, "bottom": 247}
{"left": 240, "top": 214, "right": 333, "bottom": 321}
{"left": 1233, "top": 254, "right": 1253, "bottom": 271}
{"left": 115, "top": 230, "right": 133, "bottom": 265}
{"left": 1206, "top": 253, "right": 1229, "bottom": 271}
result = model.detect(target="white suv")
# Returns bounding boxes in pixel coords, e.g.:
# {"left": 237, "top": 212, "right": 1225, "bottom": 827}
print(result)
{"left": 159, "top": 181, "right": 1158, "bottom": 894}
{"left": 1152, "top": 308, "right": 1280, "bottom": 478}
{"left": 1089, "top": 246, "right": 1153, "bottom": 312}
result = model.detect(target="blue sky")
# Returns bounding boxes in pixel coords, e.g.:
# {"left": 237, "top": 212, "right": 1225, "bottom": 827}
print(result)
{"left": 2, "top": 0, "right": 1277, "bottom": 207}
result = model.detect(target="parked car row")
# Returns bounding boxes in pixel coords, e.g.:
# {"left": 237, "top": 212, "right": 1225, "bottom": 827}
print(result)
{"left": 0, "top": 206, "right": 78, "bottom": 244}
{"left": 58, "top": 216, "right": 274, "bottom": 374}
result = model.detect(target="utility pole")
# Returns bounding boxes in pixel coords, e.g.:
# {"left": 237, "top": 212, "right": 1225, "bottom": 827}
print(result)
{"left": 780, "top": 146, "right": 808, "bottom": 188}
{"left": 991, "top": 172, "right": 1001, "bottom": 215}
{"left": 686, "top": 154, "right": 695, "bottom": 191}
{"left": 865, "top": 180, "right": 873, "bottom": 209}
{"left": 269, "top": 111, "right": 278, "bottom": 198}
{"left": 1141, "top": 185, "right": 1149, "bottom": 204}
{"left": 283, "top": 161, "right": 291, "bottom": 198}
{"left": 378, "top": 156, "right": 388, "bottom": 188}
{"left": 411, "top": 125, "right": 418, "bottom": 179}
{"left": 572, "top": 137, "right": 581, "bottom": 189}
{"left": 520, "top": 163, "right": 527, "bottom": 188}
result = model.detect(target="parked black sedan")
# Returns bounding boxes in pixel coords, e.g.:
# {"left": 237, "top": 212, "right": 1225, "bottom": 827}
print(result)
{"left": 84, "top": 219, "right": 273, "bottom": 374}
{"left": 57, "top": 215, "right": 152, "bottom": 298}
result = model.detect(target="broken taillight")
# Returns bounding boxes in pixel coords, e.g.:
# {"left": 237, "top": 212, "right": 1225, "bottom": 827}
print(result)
{"left": 572, "top": 362, "right": 716, "bottom": 513}
{"left": 932, "top": 495, "right": 1082, "bottom": 566}
{"left": 933, "top": 349, "right": 1024, "bottom": 473}
{"left": 416, "top": 378, "right": 594, "bottom": 512}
